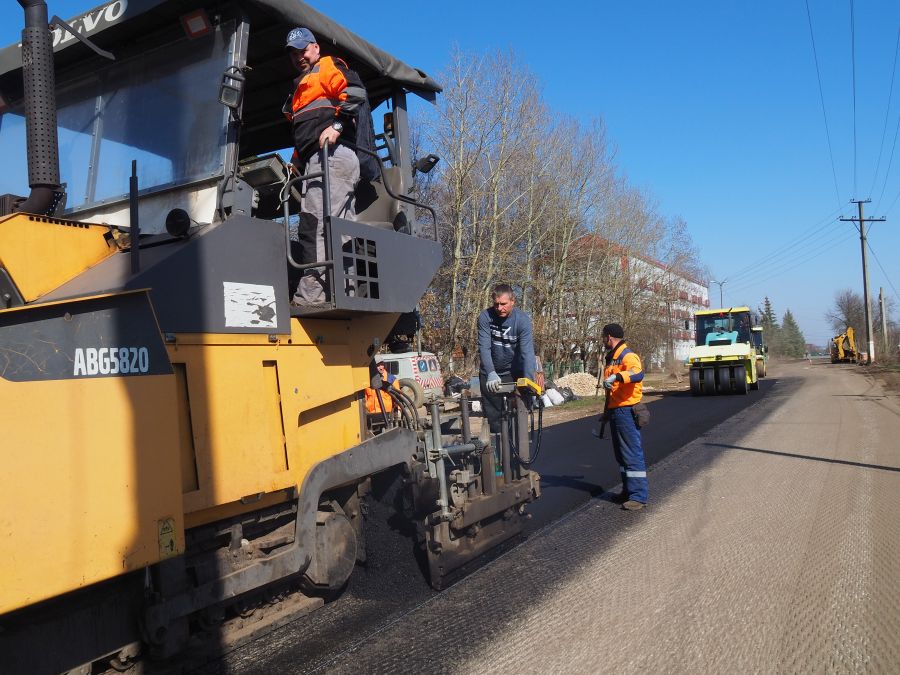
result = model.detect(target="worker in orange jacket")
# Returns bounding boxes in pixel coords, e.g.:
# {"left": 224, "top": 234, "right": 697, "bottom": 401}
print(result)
{"left": 283, "top": 27, "right": 367, "bottom": 305}
{"left": 365, "top": 361, "right": 400, "bottom": 416}
{"left": 601, "top": 323, "right": 648, "bottom": 510}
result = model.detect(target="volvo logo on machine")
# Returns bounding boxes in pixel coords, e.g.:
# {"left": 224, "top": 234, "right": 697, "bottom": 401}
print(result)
{"left": 52, "top": 0, "right": 128, "bottom": 48}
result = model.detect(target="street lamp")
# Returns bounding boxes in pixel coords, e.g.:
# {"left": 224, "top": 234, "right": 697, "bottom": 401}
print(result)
{"left": 710, "top": 279, "right": 727, "bottom": 308}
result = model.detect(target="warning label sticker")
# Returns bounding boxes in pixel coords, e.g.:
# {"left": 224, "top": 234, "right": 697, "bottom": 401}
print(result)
{"left": 223, "top": 282, "right": 277, "bottom": 328}
{"left": 158, "top": 518, "right": 177, "bottom": 559}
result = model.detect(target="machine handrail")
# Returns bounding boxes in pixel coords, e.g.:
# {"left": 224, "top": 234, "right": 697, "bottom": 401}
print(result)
{"left": 279, "top": 139, "right": 439, "bottom": 273}
{"left": 343, "top": 141, "right": 439, "bottom": 241}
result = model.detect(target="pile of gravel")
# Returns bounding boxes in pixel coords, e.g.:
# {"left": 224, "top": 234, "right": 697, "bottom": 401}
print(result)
{"left": 554, "top": 372, "right": 601, "bottom": 397}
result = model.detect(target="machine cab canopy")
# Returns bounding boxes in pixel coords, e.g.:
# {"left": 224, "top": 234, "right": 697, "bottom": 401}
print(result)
{"left": 0, "top": 0, "right": 441, "bottom": 222}
{"left": 694, "top": 307, "right": 755, "bottom": 346}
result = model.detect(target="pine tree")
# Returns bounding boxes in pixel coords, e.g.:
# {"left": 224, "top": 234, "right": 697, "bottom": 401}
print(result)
{"left": 758, "top": 296, "right": 783, "bottom": 355}
{"left": 780, "top": 309, "right": 807, "bottom": 358}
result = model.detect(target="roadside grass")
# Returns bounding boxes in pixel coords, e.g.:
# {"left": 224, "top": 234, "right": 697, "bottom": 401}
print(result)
{"left": 557, "top": 396, "right": 604, "bottom": 410}
{"left": 868, "top": 361, "right": 900, "bottom": 393}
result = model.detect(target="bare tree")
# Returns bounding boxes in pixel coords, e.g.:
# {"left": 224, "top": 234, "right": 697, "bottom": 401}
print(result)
{"left": 825, "top": 289, "right": 865, "bottom": 335}
{"left": 416, "top": 47, "right": 704, "bottom": 381}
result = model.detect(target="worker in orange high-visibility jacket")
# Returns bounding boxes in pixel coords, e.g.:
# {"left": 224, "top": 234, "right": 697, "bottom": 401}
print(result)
{"left": 282, "top": 27, "right": 368, "bottom": 305}
{"left": 365, "top": 361, "right": 400, "bottom": 415}
{"left": 601, "top": 323, "right": 648, "bottom": 510}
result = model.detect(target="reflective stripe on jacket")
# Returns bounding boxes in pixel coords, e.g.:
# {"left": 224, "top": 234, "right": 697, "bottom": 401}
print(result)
{"left": 603, "top": 341, "right": 643, "bottom": 408}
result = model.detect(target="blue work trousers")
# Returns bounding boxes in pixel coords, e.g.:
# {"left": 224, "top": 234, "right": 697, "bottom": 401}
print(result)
{"left": 609, "top": 406, "right": 648, "bottom": 503}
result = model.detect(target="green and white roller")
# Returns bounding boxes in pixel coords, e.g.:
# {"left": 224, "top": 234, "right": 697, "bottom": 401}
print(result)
{"left": 687, "top": 306, "right": 760, "bottom": 395}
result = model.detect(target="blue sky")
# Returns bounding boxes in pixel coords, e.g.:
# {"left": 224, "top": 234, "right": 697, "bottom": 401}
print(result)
{"left": 2, "top": 1, "right": 899, "bottom": 348}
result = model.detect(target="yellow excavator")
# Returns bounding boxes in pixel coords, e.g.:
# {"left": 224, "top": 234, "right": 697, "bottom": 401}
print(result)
{"left": 830, "top": 327, "right": 860, "bottom": 363}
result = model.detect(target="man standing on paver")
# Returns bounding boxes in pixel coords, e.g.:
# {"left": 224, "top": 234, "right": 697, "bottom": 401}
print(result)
{"left": 478, "top": 284, "right": 536, "bottom": 433}
{"left": 601, "top": 323, "right": 648, "bottom": 510}
{"left": 283, "top": 27, "right": 367, "bottom": 305}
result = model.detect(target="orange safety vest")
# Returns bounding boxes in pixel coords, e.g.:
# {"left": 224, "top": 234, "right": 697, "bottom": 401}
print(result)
{"left": 365, "top": 379, "right": 400, "bottom": 414}
{"left": 603, "top": 342, "right": 644, "bottom": 408}
{"left": 286, "top": 56, "right": 349, "bottom": 121}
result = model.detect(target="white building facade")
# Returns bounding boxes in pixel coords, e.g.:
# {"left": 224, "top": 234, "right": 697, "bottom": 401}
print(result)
{"left": 623, "top": 251, "right": 709, "bottom": 368}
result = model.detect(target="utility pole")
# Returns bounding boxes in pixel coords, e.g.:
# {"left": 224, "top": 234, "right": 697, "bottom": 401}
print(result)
{"left": 880, "top": 287, "right": 889, "bottom": 357}
{"left": 710, "top": 279, "right": 726, "bottom": 308}
{"left": 840, "top": 200, "right": 884, "bottom": 365}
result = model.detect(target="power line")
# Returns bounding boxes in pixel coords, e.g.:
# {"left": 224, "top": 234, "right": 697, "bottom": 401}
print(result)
{"left": 727, "top": 229, "right": 851, "bottom": 295}
{"left": 850, "top": 0, "right": 858, "bottom": 196}
{"left": 804, "top": 0, "right": 845, "bottom": 211}
{"left": 869, "top": 27, "right": 900, "bottom": 200}
{"left": 720, "top": 207, "right": 841, "bottom": 284}
{"left": 874, "top": 112, "right": 900, "bottom": 213}
{"left": 723, "top": 210, "right": 843, "bottom": 286}
{"left": 885, "top": 177, "right": 900, "bottom": 215}
{"left": 726, "top": 227, "right": 854, "bottom": 296}
{"left": 725, "top": 221, "right": 846, "bottom": 289}
{"left": 866, "top": 241, "right": 900, "bottom": 306}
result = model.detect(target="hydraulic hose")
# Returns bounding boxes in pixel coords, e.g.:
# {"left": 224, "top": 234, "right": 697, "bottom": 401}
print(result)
{"left": 374, "top": 387, "right": 390, "bottom": 428}
{"left": 509, "top": 395, "right": 544, "bottom": 467}
{"left": 388, "top": 386, "right": 421, "bottom": 430}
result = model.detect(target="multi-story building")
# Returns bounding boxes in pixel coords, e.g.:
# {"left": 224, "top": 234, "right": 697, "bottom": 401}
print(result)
{"left": 624, "top": 250, "right": 709, "bottom": 367}
{"left": 567, "top": 234, "right": 709, "bottom": 370}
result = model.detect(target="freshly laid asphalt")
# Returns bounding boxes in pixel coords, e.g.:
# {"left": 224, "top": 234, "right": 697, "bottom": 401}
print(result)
{"left": 525, "top": 377, "right": 778, "bottom": 531}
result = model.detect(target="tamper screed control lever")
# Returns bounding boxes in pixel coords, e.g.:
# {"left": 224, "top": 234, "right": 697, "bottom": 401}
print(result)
{"left": 495, "top": 378, "right": 543, "bottom": 396}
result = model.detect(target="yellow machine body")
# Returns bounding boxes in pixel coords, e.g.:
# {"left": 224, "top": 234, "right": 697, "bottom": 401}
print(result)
{"left": 0, "top": 294, "right": 184, "bottom": 615}
{"left": 170, "top": 315, "right": 396, "bottom": 527}
{"left": 0, "top": 213, "right": 118, "bottom": 302}
{"left": 0, "top": 261, "right": 398, "bottom": 615}
{"left": 831, "top": 327, "right": 859, "bottom": 363}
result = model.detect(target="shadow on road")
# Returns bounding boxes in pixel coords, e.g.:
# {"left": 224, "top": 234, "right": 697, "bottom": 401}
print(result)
{"left": 538, "top": 473, "right": 608, "bottom": 497}
{"left": 706, "top": 442, "right": 900, "bottom": 473}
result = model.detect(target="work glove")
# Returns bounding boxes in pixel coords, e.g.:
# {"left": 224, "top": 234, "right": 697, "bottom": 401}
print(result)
{"left": 486, "top": 372, "right": 502, "bottom": 393}
{"left": 602, "top": 374, "right": 618, "bottom": 390}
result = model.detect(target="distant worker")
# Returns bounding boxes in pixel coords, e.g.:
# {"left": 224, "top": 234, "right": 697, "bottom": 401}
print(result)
{"left": 534, "top": 354, "right": 545, "bottom": 392}
{"left": 737, "top": 315, "right": 751, "bottom": 343}
{"left": 600, "top": 323, "right": 648, "bottom": 511}
{"left": 283, "top": 27, "right": 367, "bottom": 305}
{"left": 477, "top": 284, "right": 536, "bottom": 433}
{"left": 365, "top": 362, "right": 400, "bottom": 429}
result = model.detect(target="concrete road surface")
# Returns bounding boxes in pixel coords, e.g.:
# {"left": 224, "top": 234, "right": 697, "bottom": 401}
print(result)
{"left": 209, "top": 360, "right": 900, "bottom": 673}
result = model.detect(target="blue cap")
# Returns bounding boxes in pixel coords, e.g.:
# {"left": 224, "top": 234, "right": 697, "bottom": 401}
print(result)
{"left": 286, "top": 27, "right": 316, "bottom": 50}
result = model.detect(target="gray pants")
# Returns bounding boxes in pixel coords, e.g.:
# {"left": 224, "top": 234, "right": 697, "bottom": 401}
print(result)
{"left": 293, "top": 143, "right": 360, "bottom": 304}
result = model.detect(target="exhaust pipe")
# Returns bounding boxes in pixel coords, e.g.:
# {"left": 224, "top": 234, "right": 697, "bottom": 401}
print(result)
{"left": 15, "top": 0, "right": 63, "bottom": 215}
